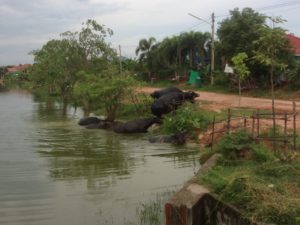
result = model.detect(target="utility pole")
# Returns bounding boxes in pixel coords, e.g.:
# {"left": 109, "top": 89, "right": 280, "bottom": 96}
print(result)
{"left": 188, "top": 12, "right": 215, "bottom": 85}
{"left": 119, "top": 45, "right": 122, "bottom": 74}
{"left": 211, "top": 12, "right": 215, "bottom": 85}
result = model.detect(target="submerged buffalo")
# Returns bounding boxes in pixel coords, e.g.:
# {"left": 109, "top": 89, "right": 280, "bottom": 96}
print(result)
{"left": 85, "top": 120, "right": 121, "bottom": 130}
{"left": 150, "top": 87, "right": 183, "bottom": 99}
{"left": 151, "top": 91, "right": 199, "bottom": 118}
{"left": 78, "top": 117, "right": 121, "bottom": 130}
{"left": 78, "top": 117, "right": 101, "bottom": 126}
{"left": 149, "top": 133, "right": 186, "bottom": 145}
{"left": 113, "top": 117, "right": 161, "bottom": 133}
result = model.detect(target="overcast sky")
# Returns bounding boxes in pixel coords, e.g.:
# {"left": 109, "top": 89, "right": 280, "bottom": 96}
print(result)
{"left": 1, "top": 0, "right": 300, "bottom": 66}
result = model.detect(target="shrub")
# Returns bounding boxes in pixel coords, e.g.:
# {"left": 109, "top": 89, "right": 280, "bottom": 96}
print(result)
{"left": 161, "top": 103, "right": 210, "bottom": 134}
{"left": 216, "top": 129, "right": 253, "bottom": 160}
{"left": 251, "top": 144, "right": 275, "bottom": 163}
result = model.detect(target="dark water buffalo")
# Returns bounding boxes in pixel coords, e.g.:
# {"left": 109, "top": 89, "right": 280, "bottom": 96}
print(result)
{"left": 149, "top": 133, "right": 186, "bottom": 145}
{"left": 151, "top": 91, "right": 199, "bottom": 118}
{"left": 150, "top": 87, "right": 183, "bottom": 99}
{"left": 78, "top": 117, "right": 101, "bottom": 126}
{"left": 113, "top": 117, "right": 161, "bottom": 133}
{"left": 78, "top": 117, "right": 121, "bottom": 130}
{"left": 85, "top": 120, "right": 121, "bottom": 130}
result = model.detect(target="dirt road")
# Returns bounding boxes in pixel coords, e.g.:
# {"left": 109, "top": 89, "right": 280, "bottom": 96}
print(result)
{"left": 139, "top": 87, "right": 300, "bottom": 129}
{"left": 139, "top": 87, "right": 300, "bottom": 112}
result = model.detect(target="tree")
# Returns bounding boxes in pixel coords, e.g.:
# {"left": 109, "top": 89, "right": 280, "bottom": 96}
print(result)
{"left": 134, "top": 32, "right": 211, "bottom": 81}
{"left": 232, "top": 52, "right": 250, "bottom": 107}
{"left": 253, "top": 17, "right": 293, "bottom": 143}
{"left": 217, "top": 8, "right": 265, "bottom": 60}
{"left": 135, "top": 37, "right": 157, "bottom": 61}
{"left": 74, "top": 66, "right": 135, "bottom": 121}
{"left": 30, "top": 19, "right": 116, "bottom": 114}
{"left": 135, "top": 37, "right": 157, "bottom": 80}
{"left": 30, "top": 39, "right": 80, "bottom": 110}
{"left": 179, "top": 31, "right": 211, "bottom": 68}
{"left": 61, "top": 19, "right": 116, "bottom": 73}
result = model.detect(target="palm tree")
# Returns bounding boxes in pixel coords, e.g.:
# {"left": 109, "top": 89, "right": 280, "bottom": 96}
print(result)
{"left": 135, "top": 37, "right": 157, "bottom": 61}
{"left": 135, "top": 37, "right": 157, "bottom": 80}
{"left": 179, "top": 31, "right": 211, "bottom": 68}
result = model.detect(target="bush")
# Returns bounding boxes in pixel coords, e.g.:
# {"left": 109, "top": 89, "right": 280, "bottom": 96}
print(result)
{"left": 251, "top": 144, "right": 275, "bottom": 163}
{"left": 161, "top": 103, "right": 210, "bottom": 134}
{"left": 214, "top": 71, "right": 230, "bottom": 87}
{"left": 216, "top": 129, "right": 253, "bottom": 160}
{"left": 287, "top": 61, "right": 300, "bottom": 90}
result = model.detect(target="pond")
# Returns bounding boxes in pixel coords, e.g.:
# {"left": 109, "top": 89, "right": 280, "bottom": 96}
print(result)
{"left": 0, "top": 90, "right": 200, "bottom": 225}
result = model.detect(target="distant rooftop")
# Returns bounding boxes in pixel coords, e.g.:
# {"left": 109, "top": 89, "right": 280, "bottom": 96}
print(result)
{"left": 6, "top": 64, "right": 31, "bottom": 73}
{"left": 286, "top": 34, "right": 300, "bottom": 56}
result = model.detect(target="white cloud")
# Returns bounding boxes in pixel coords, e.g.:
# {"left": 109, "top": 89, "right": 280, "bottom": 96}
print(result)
{"left": 1, "top": 0, "right": 300, "bottom": 65}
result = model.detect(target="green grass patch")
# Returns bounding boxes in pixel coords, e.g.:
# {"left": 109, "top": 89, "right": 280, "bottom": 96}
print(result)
{"left": 200, "top": 130, "right": 300, "bottom": 225}
{"left": 160, "top": 103, "right": 211, "bottom": 135}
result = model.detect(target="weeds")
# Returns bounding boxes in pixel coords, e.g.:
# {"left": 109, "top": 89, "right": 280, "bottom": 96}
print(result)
{"left": 201, "top": 130, "right": 300, "bottom": 225}
{"left": 136, "top": 190, "right": 175, "bottom": 225}
{"left": 161, "top": 103, "right": 211, "bottom": 134}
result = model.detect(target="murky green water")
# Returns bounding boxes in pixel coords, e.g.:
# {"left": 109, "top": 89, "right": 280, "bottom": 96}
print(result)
{"left": 0, "top": 90, "right": 200, "bottom": 225}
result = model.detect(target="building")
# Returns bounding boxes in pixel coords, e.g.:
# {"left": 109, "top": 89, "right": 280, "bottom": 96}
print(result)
{"left": 286, "top": 34, "right": 300, "bottom": 61}
{"left": 6, "top": 64, "right": 32, "bottom": 76}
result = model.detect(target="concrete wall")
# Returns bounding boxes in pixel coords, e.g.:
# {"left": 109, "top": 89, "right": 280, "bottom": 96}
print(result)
{"left": 164, "top": 154, "right": 272, "bottom": 225}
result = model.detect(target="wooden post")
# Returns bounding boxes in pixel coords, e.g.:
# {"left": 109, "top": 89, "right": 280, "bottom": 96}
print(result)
{"left": 227, "top": 108, "right": 231, "bottom": 134}
{"left": 211, "top": 116, "right": 215, "bottom": 151}
{"left": 293, "top": 101, "right": 296, "bottom": 150}
{"left": 284, "top": 112, "right": 288, "bottom": 150}
{"left": 257, "top": 109, "right": 260, "bottom": 137}
{"left": 252, "top": 111, "right": 255, "bottom": 138}
{"left": 244, "top": 117, "right": 247, "bottom": 129}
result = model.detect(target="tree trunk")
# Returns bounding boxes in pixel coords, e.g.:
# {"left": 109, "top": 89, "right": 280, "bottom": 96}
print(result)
{"left": 189, "top": 49, "right": 193, "bottom": 67}
{"left": 62, "top": 98, "right": 68, "bottom": 116}
{"left": 105, "top": 104, "right": 118, "bottom": 122}
{"left": 83, "top": 99, "right": 90, "bottom": 118}
{"left": 238, "top": 77, "right": 241, "bottom": 107}
{"left": 270, "top": 62, "right": 276, "bottom": 150}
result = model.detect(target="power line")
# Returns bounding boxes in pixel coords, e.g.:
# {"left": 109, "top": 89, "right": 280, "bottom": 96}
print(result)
{"left": 118, "top": 1, "right": 300, "bottom": 57}
{"left": 256, "top": 0, "right": 300, "bottom": 11}
{"left": 215, "top": 0, "right": 300, "bottom": 19}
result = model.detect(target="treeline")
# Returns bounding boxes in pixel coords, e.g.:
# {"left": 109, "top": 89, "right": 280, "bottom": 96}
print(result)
{"left": 4, "top": 7, "right": 300, "bottom": 120}
{"left": 134, "top": 8, "right": 300, "bottom": 88}
{"left": 134, "top": 32, "right": 211, "bottom": 81}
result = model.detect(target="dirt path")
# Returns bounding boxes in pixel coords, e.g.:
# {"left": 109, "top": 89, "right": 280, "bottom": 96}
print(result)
{"left": 138, "top": 87, "right": 300, "bottom": 129}
{"left": 139, "top": 87, "right": 300, "bottom": 111}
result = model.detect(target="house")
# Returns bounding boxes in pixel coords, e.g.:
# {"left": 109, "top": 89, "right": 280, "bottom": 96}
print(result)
{"left": 6, "top": 64, "right": 32, "bottom": 76}
{"left": 286, "top": 34, "right": 300, "bottom": 61}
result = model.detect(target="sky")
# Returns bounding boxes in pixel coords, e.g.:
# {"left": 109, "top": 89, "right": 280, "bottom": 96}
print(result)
{"left": 1, "top": 0, "right": 300, "bottom": 66}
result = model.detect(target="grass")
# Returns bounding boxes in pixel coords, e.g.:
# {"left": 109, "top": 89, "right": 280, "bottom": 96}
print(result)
{"left": 123, "top": 190, "right": 175, "bottom": 225}
{"left": 200, "top": 130, "right": 300, "bottom": 225}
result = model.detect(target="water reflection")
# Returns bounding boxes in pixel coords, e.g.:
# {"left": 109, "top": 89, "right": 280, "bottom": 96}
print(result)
{"left": 34, "top": 101, "right": 138, "bottom": 191}
{"left": 0, "top": 92, "right": 200, "bottom": 225}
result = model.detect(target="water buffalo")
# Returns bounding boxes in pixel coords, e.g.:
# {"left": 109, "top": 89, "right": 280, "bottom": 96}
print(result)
{"left": 113, "top": 117, "right": 161, "bottom": 133}
{"left": 151, "top": 91, "right": 199, "bottom": 118}
{"left": 85, "top": 120, "right": 121, "bottom": 130}
{"left": 150, "top": 87, "right": 183, "bottom": 99}
{"left": 78, "top": 117, "right": 121, "bottom": 130}
{"left": 149, "top": 133, "right": 186, "bottom": 145}
{"left": 78, "top": 117, "right": 101, "bottom": 126}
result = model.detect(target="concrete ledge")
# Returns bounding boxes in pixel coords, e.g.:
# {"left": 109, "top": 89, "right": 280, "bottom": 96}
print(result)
{"left": 164, "top": 154, "right": 272, "bottom": 225}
